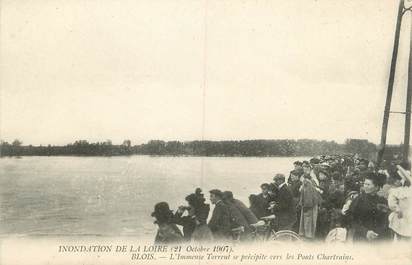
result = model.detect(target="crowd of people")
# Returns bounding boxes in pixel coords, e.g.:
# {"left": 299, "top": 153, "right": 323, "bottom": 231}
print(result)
{"left": 151, "top": 154, "right": 412, "bottom": 244}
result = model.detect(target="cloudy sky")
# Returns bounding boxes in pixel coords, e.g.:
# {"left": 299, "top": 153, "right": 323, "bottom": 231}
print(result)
{"left": 1, "top": 0, "right": 411, "bottom": 145}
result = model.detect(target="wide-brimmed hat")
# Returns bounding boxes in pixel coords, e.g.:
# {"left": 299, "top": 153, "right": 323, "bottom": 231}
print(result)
{"left": 151, "top": 202, "right": 172, "bottom": 218}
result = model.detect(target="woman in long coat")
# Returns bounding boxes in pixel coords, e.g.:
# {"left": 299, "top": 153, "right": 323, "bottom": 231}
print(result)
{"left": 298, "top": 162, "right": 323, "bottom": 240}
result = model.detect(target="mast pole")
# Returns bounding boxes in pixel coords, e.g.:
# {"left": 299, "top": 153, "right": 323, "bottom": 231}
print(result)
{"left": 378, "top": 0, "right": 405, "bottom": 166}
{"left": 403, "top": 13, "right": 412, "bottom": 165}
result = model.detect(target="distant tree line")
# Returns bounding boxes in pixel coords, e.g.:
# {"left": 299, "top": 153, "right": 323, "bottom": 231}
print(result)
{"left": 0, "top": 138, "right": 390, "bottom": 158}
{"left": 0, "top": 139, "right": 133, "bottom": 157}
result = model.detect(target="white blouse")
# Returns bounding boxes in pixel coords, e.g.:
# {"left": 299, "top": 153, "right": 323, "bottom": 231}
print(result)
{"left": 388, "top": 186, "right": 412, "bottom": 237}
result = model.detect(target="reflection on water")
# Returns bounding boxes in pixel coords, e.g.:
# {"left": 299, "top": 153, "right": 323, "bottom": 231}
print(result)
{"left": 0, "top": 156, "right": 306, "bottom": 237}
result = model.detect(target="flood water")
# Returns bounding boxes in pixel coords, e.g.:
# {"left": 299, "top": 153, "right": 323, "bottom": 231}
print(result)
{"left": 0, "top": 156, "right": 306, "bottom": 238}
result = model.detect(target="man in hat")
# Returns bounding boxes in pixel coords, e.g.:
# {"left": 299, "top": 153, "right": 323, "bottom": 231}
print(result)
{"left": 208, "top": 189, "right": 232, "bottom": 240}
{"left": 221, "top": 191, "right": 254, "bottom": 240}
{"left": 270, "top": 174, "right": 297, "bottom": 231}
{"left": 293, "top": 161, "right": 304, "bottom": 177}
{"left": 309, "top": 158, "right": 321, "bottom": 166}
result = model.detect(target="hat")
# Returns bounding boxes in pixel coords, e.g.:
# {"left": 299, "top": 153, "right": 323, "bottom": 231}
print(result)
{"left": 273, "top": 173, "right": 285, "bottom": 181}
{"left": 209, "top": 189, "right": 223, "bottom": 199}
{"left": 293, "top": 161, "right": 302, "bottom": 166}
{"left": 151, "top": 202, "right": 171, "bottom": 217}
{"left": 302, "top": 161, "right": 311, "bottom": 168}
{"left": 290, "top": 170, "right": 299, "bottom": 176}
{"left": 310, "top": 158, "right": 321, "bottom": 165}
{"left": 186, "top": 188, "right": 207, "bottom": 208}
{"left": 260, "top": 183, "right": 270, "bottom": 189}
{"left": 151, "top": 202, "right": 173, "bottom": 224}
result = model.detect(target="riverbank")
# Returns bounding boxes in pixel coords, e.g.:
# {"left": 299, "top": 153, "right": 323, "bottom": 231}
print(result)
{"left": 0, "top": 138, "right": 386, "bottom": 159}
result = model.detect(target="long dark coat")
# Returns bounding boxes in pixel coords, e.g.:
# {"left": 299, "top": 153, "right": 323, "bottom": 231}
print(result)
{"left": 232, "top": 199, "right": 259, "bottom": 225}
{"left": 272, "top": 184, "right": 297, "bottom": 230}
{"left": 208, "top": 201, "right": 232, "bottom": 239}
{"left": 225, "top": 201, "right": 250, "bottom": 230}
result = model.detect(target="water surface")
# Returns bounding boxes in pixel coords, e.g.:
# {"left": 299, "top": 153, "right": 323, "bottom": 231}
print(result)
{"left": 0, "top": 156, "right": 306, "bottom": 237}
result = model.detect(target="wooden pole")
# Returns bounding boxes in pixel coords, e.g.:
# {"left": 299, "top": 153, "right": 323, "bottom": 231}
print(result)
{"left": 403, "top": 13, "right": 412, "bottom": 164}
{"left": 378, "top": 0, "right": 405, "bottom": 166}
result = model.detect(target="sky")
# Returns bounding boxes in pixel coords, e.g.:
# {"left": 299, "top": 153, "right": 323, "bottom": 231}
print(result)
{"left": 0, "top": 0, "right": 411, "bottom": 146}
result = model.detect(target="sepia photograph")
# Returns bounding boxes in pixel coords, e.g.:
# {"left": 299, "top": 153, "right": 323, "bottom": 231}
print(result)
{"left": 0, "top": 0, "right": 411, "bottom": 264}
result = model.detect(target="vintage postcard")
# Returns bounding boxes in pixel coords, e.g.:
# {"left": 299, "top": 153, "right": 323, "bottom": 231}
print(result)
{"left": 1, "top": 0, "right": 411, "bottom": 264}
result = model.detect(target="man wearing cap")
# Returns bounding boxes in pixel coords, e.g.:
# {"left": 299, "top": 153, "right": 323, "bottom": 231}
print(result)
{"left": 222, "top": 191, "right": 255, "bottom": 240}
{"left": 208, "top": 189, "right": 232, "bottom": 240}
{"left": 293, "top": 161, "right": 304, "bottom": 177}
{"left": 271, "top": 173, "right": 297, "bottom": 231}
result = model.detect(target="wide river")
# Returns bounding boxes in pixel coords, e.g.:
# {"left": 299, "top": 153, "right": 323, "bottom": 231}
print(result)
{"left": 0, "top": 156, "right": 307, "bottom": 238}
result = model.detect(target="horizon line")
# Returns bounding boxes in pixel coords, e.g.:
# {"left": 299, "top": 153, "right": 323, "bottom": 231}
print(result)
{"left": 0, "top": 137, "right": 391, "bottom": 147}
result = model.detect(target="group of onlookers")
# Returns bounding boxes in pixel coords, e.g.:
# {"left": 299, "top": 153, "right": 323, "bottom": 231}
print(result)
{"left": 151, "top": 154, "right": 412, "bottom": 244}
